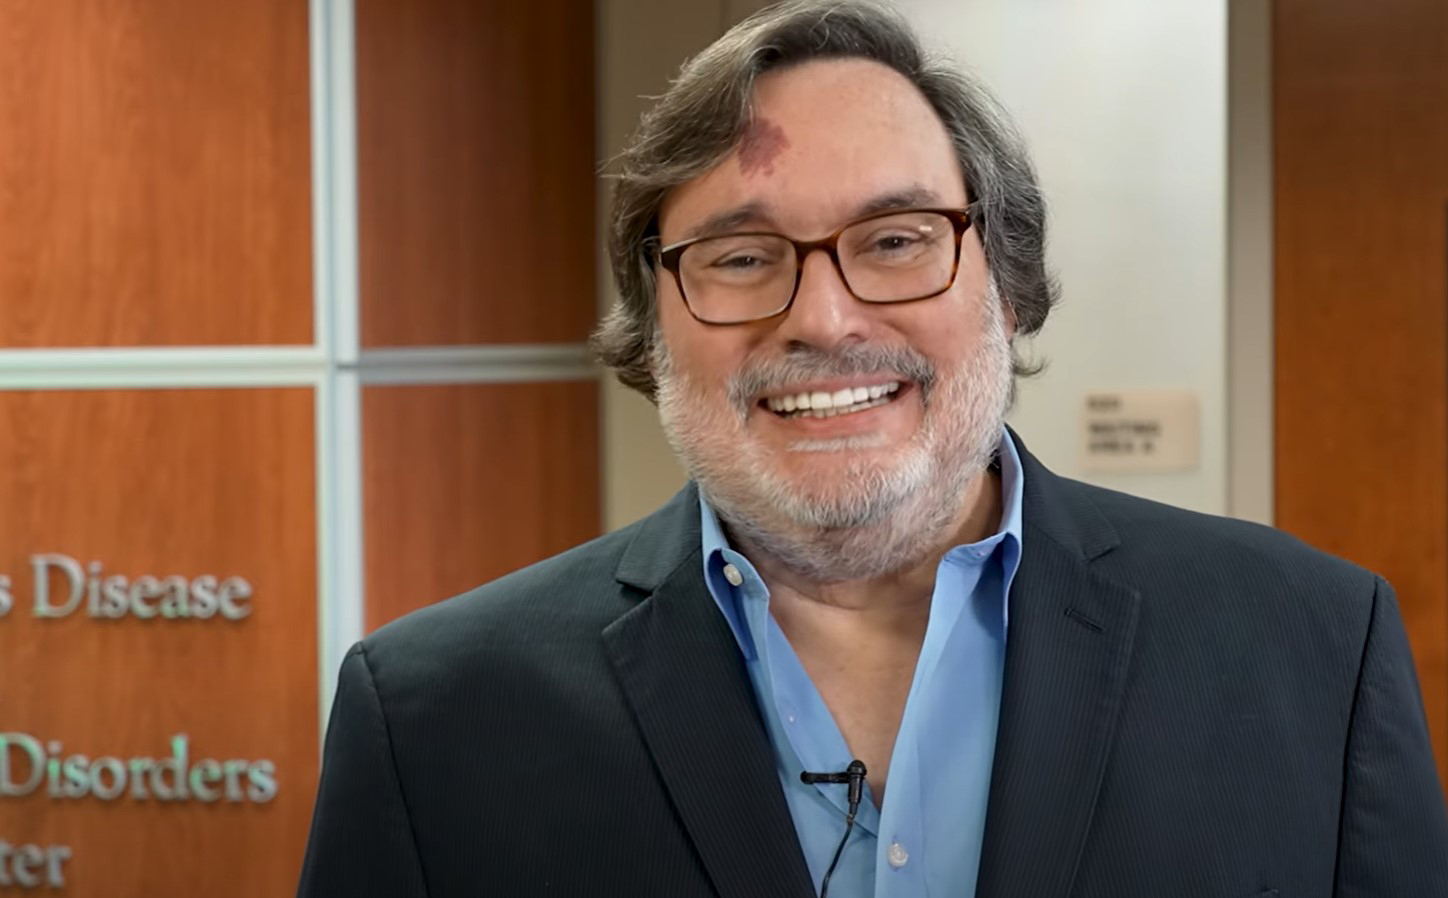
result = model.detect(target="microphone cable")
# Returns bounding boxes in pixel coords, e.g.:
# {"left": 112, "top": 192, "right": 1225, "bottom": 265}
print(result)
{"left": 799, "top": 759, "right": 867, "bottom": 898}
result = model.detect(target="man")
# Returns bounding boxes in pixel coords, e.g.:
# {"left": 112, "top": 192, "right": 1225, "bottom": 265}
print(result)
{"left": 298, "top": 1, "right": 1448, "bottom": 895}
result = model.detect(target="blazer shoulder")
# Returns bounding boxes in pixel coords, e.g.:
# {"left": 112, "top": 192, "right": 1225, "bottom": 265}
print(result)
{"left": 1059, "top": 476, "right": 1380, "bottom": 598}
{"left": 356, "top": 516, "right": 653, "bottom": 686}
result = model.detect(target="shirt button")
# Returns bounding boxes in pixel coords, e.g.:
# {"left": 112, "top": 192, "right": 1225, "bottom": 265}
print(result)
{"left": 722, "top": 563, "right": 744, "bottom": 587}
{"left": 887, "top": 842, "right": 909, "bottom": 869}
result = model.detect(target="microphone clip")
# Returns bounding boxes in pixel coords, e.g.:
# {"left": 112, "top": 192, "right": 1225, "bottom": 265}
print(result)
{"left": 800, "top": 759, "right": 868, "bottom": 818}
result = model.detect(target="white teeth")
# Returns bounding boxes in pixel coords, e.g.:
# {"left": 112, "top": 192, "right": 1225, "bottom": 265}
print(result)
{"left": 764, "top": 381, "right": 903, "bottom": 415}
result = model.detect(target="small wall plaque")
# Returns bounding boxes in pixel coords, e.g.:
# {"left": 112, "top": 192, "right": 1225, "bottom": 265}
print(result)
{"left": 1080, "top": 389, "right": 1201, "bottom": 473}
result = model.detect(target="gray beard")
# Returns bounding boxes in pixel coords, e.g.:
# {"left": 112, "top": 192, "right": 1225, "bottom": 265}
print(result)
{"left": 654, "top": 293, "right": 1014, "bottom": 583}
{"left": 698, "top": 446, "right": 982, "bottom": 583}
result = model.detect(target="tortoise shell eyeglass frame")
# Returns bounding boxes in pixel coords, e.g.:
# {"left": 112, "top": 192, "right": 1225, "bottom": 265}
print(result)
{"left": 648, "top": 205, "right": 980, "bottom": 325}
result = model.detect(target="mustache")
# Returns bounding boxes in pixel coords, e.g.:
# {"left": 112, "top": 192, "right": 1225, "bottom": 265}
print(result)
{"left": 726, "top": 344, "right": 937, "bottom": 412}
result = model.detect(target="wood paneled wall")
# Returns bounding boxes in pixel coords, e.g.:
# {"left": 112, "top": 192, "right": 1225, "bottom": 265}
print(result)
{"left": 355, "top": 0, "right": 597, "bottom": 347}
{"left": 0, "top": 0, "right": 313, "bottom": 347}
{"left": 363, "top": 383, "right": 600, "bottom": 628}
{"left": 4, "top": 0, "right": 599, "bottom": 892}
{"left": 1274, "top": 0, "right": 1448, "bottom": 784}
{"left": 0, "top": 2, "right": 320, "bottom": 895}
{"left": 0, "top": 389, "right": 319, "bottom": 894}
{"left": 355, "top": 0, "right": 602, "bottom": 634}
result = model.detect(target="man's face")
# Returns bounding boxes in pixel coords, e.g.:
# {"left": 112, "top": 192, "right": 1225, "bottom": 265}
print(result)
{"left": 652, "top": 58, "right": 1013, "bottom": 579}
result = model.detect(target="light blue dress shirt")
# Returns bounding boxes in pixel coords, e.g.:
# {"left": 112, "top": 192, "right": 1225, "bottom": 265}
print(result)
{"left": 699, "top": 431, "right": 1024, "bottom": 898}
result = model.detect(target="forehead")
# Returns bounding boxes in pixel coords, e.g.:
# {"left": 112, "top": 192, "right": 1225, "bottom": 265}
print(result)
{"left": 658, "top": 58, "right": 966, "bottom": 241}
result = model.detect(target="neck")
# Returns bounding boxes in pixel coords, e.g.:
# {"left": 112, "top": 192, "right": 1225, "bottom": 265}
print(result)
{"left": 733, "top": 465, "right": 1005, "bottom": 806}
{"left": 735, "top": 465, "right": 1003, "bottom": 620}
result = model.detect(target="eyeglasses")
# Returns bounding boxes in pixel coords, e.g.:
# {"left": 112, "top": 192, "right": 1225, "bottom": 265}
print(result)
{"left": 652, "top": 207, "right": 976, "bottom": 325}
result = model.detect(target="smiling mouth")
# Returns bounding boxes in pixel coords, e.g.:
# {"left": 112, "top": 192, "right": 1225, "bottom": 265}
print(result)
{"left": 761, "top": 381, "right": 903, "bottom": 419}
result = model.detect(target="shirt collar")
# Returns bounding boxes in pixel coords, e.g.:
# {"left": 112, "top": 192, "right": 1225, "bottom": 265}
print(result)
{"left": 699, "top": 429, "right": 1027, "bottom": 656}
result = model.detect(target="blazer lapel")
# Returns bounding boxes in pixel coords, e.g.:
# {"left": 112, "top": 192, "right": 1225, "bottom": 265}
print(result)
{"left": 975, "top": 444, "right": 1142, "bottom": 898}
{"left": 603, "top": 485, "right": 815, "bottom": 898}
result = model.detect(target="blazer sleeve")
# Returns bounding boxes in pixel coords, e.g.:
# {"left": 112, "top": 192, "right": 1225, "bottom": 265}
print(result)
{"left": 297, "top": 643, "right": 430, "bottom": 898}
{"left": 1335, "top": 577, "right": 1448, "bottom": 895}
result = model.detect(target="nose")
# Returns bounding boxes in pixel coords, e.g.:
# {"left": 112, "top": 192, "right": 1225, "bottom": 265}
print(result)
{"left": 771, "top": 248, "right": 874, "bottom": 350}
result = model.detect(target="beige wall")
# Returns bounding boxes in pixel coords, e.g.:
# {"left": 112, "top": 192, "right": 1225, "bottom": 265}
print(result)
{"left": 1226, "top": 0, "right": 1273, "bottom": 525}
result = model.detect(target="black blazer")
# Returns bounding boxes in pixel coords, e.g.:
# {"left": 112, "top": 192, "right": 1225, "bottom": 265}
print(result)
{"left": 298, "top": 443, "right": 1448, "bottom": 897}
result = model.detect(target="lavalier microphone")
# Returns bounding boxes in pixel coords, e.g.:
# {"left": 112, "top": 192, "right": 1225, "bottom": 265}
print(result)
{"left": 798, "top": 760, "right": 867, "bottom": 898}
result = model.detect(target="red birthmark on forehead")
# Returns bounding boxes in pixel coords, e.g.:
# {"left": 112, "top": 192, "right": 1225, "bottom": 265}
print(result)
{"left": 738, "top": 118, "right": 790, "bottom": 177}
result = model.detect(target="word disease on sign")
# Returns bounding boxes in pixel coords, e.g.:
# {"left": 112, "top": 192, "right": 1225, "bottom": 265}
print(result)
{"left": 0, "top": 553, "right": 253, "bottom": 621}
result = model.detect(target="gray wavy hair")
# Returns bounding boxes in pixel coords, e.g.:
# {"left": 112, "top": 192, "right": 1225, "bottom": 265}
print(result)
{"left": 594, "top": 0, "right": 1058, "bottom": 401}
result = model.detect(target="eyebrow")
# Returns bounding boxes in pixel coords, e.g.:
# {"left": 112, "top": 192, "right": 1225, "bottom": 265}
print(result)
{"left": 852, "top": 186, "right": 946, "bottom": 217}
{"left": 676, "top": 186, "right": 948, "bottom": 243}
{"left": 681, "top": 204, "right": 768, "bottom": 242}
